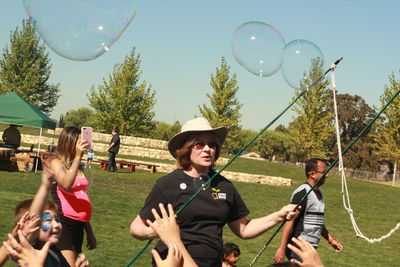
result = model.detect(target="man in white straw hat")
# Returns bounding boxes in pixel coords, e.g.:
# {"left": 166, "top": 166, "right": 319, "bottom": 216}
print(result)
{"left": 130, "top": 117, "right": 299, "bottom": 267}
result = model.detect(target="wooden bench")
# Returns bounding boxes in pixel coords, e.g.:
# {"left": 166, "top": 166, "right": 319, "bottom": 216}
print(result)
{"left": 117, "top": 160, "right": 140, "bottom": 172}
{"left": 95, "top": 159, "right": 159, "bottom": 173}
{"left": 141, "top": 163, "right": 160, "bottom": 173}
{"left": 96, "top": 159, "right": 109, "bottom": 170}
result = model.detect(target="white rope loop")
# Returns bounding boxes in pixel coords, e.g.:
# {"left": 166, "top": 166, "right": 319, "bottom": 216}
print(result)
{"left": 331, "top": 70, "right": 400, "bottom": 243}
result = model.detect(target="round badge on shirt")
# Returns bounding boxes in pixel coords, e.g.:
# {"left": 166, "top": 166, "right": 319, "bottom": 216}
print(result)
{"left": 180, "top": 183, "right": 187, "bottom": 190}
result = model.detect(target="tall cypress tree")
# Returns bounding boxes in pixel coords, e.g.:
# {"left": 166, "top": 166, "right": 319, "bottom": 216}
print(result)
{"left": 0, "top": 19, "right": 60, "bottom": 113}
{"left": 199, "top": 57, "right": 242, "bottom": 154}
{"left": 88, "top": 48, "right": 156, "bottom": 136}
{"left": 372, "top": 72, "right": 400, "bottom": 185}
{"left": 288, "top": 57, "right": 333, "bottom": 161}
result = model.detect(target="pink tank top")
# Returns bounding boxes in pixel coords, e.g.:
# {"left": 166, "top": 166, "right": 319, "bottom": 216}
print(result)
{"left": 56, "top": 177, "right": 92, "bottom": 222}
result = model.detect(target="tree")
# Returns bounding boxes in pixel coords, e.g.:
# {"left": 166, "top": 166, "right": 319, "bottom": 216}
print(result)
{"left": 88, "top": 48, "right": 156, "bottom": 136}
{"left": 328, "top": 93, "right": 378, "bottom": 170}
{"left": 150, "top": 121, "right": 181, "bottom": 141}
{"left": 275, "top": 124, "right": 289, "bottom": 134}
{"left": 372, "top": 72, "right": 400, "bottom": 185}
{"left": 253, "top": 130, "right": 295, "bottom": 161}
{"left": 64, "top": 107, "right": 93, "bottom": 129}
{"left": 0, "top": 19, "right": 60, "bottom": 113}
{"left": 288, "top": 57, "right": 333, "bottom": 161}
{"left": 199, "top": 57, "right": 242, "bottom": 154}
{"left": 57, "top": 113, "right": 65, "bottom": 128}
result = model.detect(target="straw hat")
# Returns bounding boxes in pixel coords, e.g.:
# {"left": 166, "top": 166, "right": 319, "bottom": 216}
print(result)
{"left": 168, "top": 117, "right": 227, "bottom": 158}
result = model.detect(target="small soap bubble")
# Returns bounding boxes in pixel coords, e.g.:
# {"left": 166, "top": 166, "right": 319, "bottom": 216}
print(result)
{"left": 232, "top": 21, "right": 285, "bottom": 77}
{"left": 281, "top": 39, "right": 324, "bottom": 90}
{"left": 83, "top": 163, "right": 94, "bottom": 193}
{"left": 23, "top": 0, "right": 138, "bottom": 61}
{"left": 193, "top": 173, "right": 210, "bottom": 191}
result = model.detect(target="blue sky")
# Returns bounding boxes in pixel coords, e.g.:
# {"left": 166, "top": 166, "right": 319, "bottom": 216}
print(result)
{"left": 1, "top": 1, "right": 400, "bottom": 130}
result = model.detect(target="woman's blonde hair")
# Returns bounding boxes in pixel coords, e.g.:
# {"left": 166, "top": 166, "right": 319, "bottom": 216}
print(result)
{"left": 55, "top": 127, "right": 81, "bottom": 163}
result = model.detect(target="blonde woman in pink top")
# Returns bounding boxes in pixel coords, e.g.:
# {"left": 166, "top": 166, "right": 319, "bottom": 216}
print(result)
{"left": 49, "top": 127, "right": 96, "bottom": 266}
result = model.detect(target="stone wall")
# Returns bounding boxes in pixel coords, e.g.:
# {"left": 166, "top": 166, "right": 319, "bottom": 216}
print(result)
{"left": 6, "top": 130, "right": 291, "bottom": 186}
{"left": 49, "top": 128, "right": 168, "bottom": 149}
{"left": 99, "top": 155, "right": 292, "bottom": 186}
{"left": 19, "top": 130, "right": 229, "bottom": 164}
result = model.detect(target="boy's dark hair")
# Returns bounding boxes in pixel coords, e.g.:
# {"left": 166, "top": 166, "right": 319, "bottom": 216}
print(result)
{"left": 305, "top": 158, "right": 328, "bottom": 178}
{"left": 223, "top": 242, "right": 240, "bottom": 256}
{"left": 14, "top": 199, "right": 58, "bottom": 224}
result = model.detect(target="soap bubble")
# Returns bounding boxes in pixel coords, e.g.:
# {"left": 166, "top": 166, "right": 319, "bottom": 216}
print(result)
{"left": 232, "top": 21, "right": 285, "bottom": 77}
{"left": 193, "top": 173, "right": 210, "bottom": 191}
{"left": 83, "top": 163, "right": 94, "bottom": 192}
{"left": 23, "top": 0, "right": 138, "bottom": 61}
{"left": 281, "top": 39, "right": 324, "bottom": 90}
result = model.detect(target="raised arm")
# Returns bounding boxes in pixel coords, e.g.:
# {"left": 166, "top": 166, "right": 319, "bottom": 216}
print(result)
{"left": 228, "top": 204, "right": 299, "bottom": 239}
{"left": 29, "top": 160, "right": 53, "bottom": 217}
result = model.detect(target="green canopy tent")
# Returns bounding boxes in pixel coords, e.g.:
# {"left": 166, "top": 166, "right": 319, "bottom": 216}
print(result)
{"left": 0, "top": 92, "right": 56, "bottom": 171}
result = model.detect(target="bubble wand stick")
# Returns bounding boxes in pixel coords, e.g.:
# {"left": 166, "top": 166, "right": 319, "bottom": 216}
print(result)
{"left": 125, "top": 57, "right": 343, "bottom": 267}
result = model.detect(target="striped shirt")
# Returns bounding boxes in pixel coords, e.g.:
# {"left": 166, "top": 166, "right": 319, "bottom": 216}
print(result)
{"left": 290, "top": 183, "right": 324, "bottom": 247}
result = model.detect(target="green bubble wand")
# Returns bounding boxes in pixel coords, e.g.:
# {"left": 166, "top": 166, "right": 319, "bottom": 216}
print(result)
{"left": 125, "top": 58, "right": 343, "bottom": 267}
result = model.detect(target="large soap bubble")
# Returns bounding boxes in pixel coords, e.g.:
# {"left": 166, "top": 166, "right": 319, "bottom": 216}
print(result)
{"left": 281, "top": 39, "right": 324, "bottom": 90}
{"left": 232, "top": 21, "right": 285, "bottom": 77}
{"left": 23, "top": 0, "right": 138, "bottom": 61}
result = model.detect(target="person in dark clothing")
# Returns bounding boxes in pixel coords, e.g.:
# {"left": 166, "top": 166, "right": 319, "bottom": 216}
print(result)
{"left": 107, "top": 128, "right": 120, "bottom": 172}
{"left": 130, "top": 117, "right": 299, "bottom": 267}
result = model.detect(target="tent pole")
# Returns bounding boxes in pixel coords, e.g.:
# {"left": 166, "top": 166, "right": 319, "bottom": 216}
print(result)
{"left": 35, "top": 128, "right": 43, "bottom": 173}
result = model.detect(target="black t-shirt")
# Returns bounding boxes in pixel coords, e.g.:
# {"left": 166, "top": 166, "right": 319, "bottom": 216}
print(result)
{"left": 33, "top": 243, "right": 69, "bottom": 267}
{"left": 109, "top": 134, "right": 120, "bottom": 153}
{"left": 139, "top": 169, "right": 249, "bottom": 267}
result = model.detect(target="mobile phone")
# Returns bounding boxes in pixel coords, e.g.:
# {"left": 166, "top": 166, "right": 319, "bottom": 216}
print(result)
{"left": 81, "top": 127, "right": 93, "bottom": 150}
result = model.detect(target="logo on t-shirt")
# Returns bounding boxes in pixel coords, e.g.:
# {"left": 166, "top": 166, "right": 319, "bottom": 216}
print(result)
{"left": 211, "top": 188, "right": 226, "bottom": 200}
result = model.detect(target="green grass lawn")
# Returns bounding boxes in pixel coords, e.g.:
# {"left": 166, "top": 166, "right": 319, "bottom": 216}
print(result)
{"left": 0, "top": 160, "right": 399, "bottom": 267}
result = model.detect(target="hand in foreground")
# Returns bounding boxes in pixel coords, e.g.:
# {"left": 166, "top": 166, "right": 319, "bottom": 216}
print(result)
{"left": 75, "top": 139, "right": 89, "bottom": 157}
{"left": 287, "top": 237, "right": 324, "bottom": 267}
{"left": 278, "top": 204, "right": 301, "bottom": 222}
{"left": 3, "top": 230, "right": 50, "bottom": 267}
{"left": 75, "top": 253, "right": 90, "bottom": 267}
{"left": 273, "top": 247, "right": 286, "bottom": 263}
{"left": 151, "top": 240, "right": 182, "bottom": 267}
{"left": 146, "top": 203, "right": 181, "bottom": 244}
{"left": 12, "top": 212, "right": 40, "bottom": 241}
